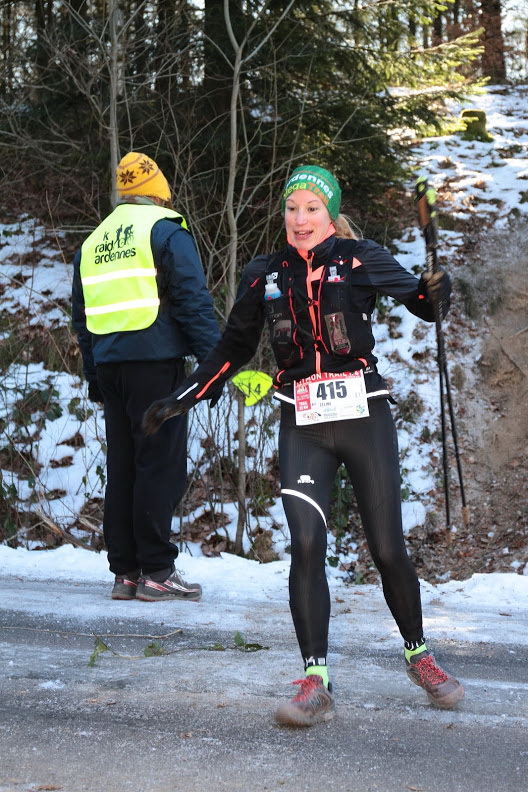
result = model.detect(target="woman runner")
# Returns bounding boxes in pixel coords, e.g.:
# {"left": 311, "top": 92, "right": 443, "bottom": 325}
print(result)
{"left": 143, "top": 165, "right": 465, "bottom": 726}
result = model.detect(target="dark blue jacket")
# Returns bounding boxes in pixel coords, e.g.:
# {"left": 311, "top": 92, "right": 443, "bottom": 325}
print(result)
{"left": 72, "top": 205, "right": 220, "bottom": 382}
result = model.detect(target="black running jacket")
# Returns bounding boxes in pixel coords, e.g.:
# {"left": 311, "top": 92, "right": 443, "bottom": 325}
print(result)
{"left": 175, "top": 234, "right": 449, "bottom": 403}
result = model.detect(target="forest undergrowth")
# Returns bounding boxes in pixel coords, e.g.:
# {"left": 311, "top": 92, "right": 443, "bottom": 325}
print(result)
{"left": 2, "top": 92, "right": 528, "bottom": 584}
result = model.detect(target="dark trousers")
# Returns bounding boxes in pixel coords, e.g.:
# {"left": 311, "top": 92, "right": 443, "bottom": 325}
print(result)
{"left": 96, "top": 359, "right": 187, "bottom": 576}
{"left": 279, "top": 398, "right": 423, "bottom": 662}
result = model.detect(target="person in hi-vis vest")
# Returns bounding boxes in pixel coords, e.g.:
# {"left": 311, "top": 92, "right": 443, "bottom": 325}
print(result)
{"left": 72, "top": 152, "right": 220, "bottom": 601}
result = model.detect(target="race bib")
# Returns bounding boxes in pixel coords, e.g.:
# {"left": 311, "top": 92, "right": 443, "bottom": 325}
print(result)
{"left": 294, "top": 371, "right": 370, "bottom": 425}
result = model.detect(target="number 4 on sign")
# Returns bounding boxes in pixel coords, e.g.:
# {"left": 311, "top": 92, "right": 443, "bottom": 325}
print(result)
{"left": 231, "top": 370, "right": 273, "bottom": 406}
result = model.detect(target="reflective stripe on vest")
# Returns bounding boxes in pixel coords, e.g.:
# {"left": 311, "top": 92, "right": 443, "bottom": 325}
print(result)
{"left": 80, "top": 204, "right": 188, "bottom": 334}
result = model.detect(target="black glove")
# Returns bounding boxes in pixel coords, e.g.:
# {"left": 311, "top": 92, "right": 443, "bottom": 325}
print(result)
{"left": 419, "top": 267, "right": 451, "bottom": 309}
{"left": 88, "top": 381, "right": 104, "bottom": 405}
{"left": 142, "top": 378, "right": 225, "bottom": 436}
{"left": 142, "top": 395, "right": 184, "bottom": 435}
{"left": 208, "top": 384, "right": 224, "bottom": 409}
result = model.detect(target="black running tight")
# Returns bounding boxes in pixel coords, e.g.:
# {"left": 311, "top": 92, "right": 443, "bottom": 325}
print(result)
{"left": 279, "top": 398, "right": 423, "bottom": 662}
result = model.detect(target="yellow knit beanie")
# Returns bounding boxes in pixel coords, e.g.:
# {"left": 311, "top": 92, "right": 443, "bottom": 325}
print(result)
{"left": 116, "top": 152, "right": 171, "bottom": 201}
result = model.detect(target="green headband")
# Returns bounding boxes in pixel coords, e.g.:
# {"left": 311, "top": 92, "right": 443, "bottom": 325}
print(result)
{"left": 281, "top": 165, "right": 341, "bottom": 220}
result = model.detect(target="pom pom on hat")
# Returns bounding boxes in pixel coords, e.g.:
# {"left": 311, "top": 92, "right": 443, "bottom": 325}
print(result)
{"left": 116, "top": 152, "right": 171, "bottom": 201}
{"left": 281, "top": 165, "right": 341, "bottom": 219}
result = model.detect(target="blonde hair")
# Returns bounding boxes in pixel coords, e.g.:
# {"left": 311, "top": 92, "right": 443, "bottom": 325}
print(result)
{"left": 333, "top": 213, "right": 361, "bottom": 240}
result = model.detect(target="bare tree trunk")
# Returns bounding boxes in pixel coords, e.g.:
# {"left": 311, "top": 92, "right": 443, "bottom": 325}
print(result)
{"left": 432, "top": 8, "right": 443, "bottom": 46}
{"left": 204, "top": 0, "right": 235, "bottom": 119}
{"left": 224, "top": 4, "right": 245, "bottom": 552}
{"left": 234, "top": 390, "right": 247, "bottom": 555}
{"left": 109, "top": 0, "right": 121, "bottom": 207}
{"left": 225, "top": 40, "right": 243, "bottom": 315}
{"left": 223, "top": 0, "right": 295, "bottom": 312}
{"left": 408, "top": 7, "right": 417, "bottom": 46}
{"left": 222, "top": 0, "right": 295, "bottom": 553}
{"left": 33, "top": 0, "right": 50, "bottom": 104}
{"left": 480, "top": 0, "right": 506, "bottom": 81}
{"left": 1, "top": 0, "right": 14, "bottom": 96}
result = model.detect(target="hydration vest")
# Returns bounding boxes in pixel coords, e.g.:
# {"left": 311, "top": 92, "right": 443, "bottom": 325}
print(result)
{"left": 263, "top": 243, "right": 374, "bottom": 372}
{"left": 80, "top": 204, "right": 187, "bottom": 334}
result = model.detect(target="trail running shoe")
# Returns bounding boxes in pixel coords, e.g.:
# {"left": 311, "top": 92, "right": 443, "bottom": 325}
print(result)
{"left": 111, "top": 571, "right": 140, "bottom": 600}
{"left": 136, "top": 570, "right": 202, "bottom": 602}
{"left": 406, "top": 652, "right": 465, "bottom": 709}
{"left": 275, "top": 675, "right": 335, "bottom": 727}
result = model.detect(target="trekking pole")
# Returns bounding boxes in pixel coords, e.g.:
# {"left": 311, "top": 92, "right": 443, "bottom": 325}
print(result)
{"left": 441, "top": 352, "right": 469, "bottom": 528}
{"left": 415, "top": 177, "right": 469, "bottom": 530}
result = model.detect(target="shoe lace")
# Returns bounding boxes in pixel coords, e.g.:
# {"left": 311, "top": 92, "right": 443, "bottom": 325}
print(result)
{"left": 414, "top": 655, "right": 449, "bottom": 685}
{"left": 290, "top": 676, "right": 323, "bottom": 702}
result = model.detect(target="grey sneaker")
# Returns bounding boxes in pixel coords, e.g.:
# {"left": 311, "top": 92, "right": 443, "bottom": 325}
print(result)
{"left": 406, "top": 652, "right": 465, "bottom": 709}
{"left": 136, "top": 569, "right": 202, "bottom": 602}
{"left": 275, "top": 675, "right": 335, "bottom": 727}
{"left": 111, "top": 570, "right": 140, "bottom": 600}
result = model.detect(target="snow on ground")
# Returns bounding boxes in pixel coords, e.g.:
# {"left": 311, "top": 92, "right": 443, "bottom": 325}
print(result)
{"left": 418, "top": 85, "right": 528, "bottom": 224}
{"left": 2, "top": 84, "right": 528, "bottom": 613}
{"left": 1, "top": 543, "right": 527, "bottom": 649}
{"left": 0, "top": 217, "right": 72, "bottom": 324}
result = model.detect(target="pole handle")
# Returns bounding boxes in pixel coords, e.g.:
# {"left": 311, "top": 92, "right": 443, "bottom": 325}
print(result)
{"left": 415, "top": 176, "right": 439, "bottom": 256}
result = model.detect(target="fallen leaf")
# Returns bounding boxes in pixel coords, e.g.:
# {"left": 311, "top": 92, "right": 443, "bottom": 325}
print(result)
{"left": 32, "top": 786, "right": 63, "bottom": 791}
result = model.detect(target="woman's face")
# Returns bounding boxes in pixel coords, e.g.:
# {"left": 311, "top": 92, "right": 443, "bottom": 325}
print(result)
{"left": 284, "top": 190, "right": 333, "bottom": 252}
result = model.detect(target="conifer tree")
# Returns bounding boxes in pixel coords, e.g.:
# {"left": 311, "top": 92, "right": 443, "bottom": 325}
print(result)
{"left": 0, "top": 1, "right": 484, "bottom": 251}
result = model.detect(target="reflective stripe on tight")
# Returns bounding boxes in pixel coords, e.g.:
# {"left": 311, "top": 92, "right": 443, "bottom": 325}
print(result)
{"left": 281, "top": 489, "right": 327, "bottom": 527}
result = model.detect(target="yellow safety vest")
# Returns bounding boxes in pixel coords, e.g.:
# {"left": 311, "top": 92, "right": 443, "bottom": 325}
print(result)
{"left": 80, "top": 204, "right": 188, "bottom": 334}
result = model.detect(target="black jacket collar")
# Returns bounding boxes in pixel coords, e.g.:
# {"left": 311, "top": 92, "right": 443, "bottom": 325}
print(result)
{"left": 285, "top": 235, "right": 338, "bottom": 268}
